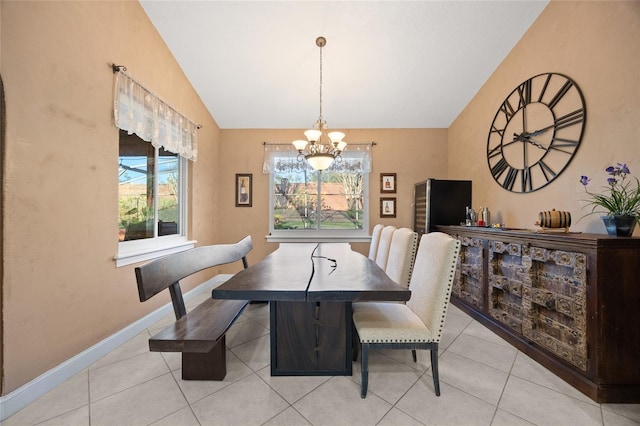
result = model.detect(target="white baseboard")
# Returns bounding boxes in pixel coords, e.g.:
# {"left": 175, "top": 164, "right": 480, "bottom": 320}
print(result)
{"left": 0, "top": 274, "right": 232, "bottom": 422}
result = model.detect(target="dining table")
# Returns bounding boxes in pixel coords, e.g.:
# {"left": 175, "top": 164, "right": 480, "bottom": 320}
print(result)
{"left": 212, "top": 242, "right": 411, "bottom": 376}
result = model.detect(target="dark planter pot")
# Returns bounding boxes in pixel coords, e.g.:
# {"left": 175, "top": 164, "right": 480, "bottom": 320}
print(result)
{"left": 601, "top": 215, "right": 637, "bottom": 237}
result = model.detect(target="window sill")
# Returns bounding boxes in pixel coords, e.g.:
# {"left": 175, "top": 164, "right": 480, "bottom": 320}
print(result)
{"left": 266, "top": 233, "right": 372, "bottom": 244}
{"left": 115, "top": 239, "right": 196, "bottom": 267}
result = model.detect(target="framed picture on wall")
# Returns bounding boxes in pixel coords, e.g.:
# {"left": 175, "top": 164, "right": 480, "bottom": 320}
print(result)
{"left": 380, "top": 173, "right": 397, "bottom": 193}
{"left": 235, "top": 173, "right": 252, "bottom": 207}
{"left": 380, "top": 197, "right": 396, "bottom": 218}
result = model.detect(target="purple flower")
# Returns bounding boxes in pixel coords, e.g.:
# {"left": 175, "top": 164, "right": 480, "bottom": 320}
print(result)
{"left": 607, "top": 163, "right": 631, "bottom": 177}
{"left": 607, "top": 177, "right": 617, "bottom": 185}
{"left": 618, "top": 163, "right": 630, "bottom": 175}
{"left": 580, "top": 176, "right": 590, "bottom": 186}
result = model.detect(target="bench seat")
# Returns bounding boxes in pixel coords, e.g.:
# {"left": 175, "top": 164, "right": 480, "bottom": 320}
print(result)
{"left": 149, "top": 298, "right": 248, "bottom": 353}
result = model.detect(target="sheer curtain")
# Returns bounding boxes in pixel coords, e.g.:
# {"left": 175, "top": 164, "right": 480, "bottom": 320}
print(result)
{"left": 262, "top": 143, "right": 373, "bottom": 174}
{"left": 113, "top": 70, "right": 199, "bottom": 161}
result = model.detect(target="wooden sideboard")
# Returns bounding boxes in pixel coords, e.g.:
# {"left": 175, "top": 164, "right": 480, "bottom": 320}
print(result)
{"left": 437, "top": 226, "right": 640, "bottom": 403}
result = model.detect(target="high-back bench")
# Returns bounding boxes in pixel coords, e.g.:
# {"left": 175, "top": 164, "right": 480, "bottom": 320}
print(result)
{"left": 134, "top": 236, "right": 252, "bottom": 380}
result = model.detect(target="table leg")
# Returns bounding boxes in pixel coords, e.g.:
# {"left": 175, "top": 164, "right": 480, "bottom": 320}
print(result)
{"left": 270, "top": 301, "right": 352, "bottom": 375}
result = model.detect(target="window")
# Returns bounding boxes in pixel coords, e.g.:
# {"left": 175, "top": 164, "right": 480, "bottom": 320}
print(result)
{"left": 119, "top": 130, "right": 184, "bottom": 241}
{"left": 112, "top": 68, "right": 198, "bottom": 266}
{"left": 117, "top": 131, "right": 191, "bottom": 266}
{"left": 265, "top": 144, "right": 372, "bottom": 242}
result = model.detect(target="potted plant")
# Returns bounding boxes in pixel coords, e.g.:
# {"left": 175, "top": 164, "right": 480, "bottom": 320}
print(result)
{"left": 580, "top": 163, "right": 640, "bottom": 236}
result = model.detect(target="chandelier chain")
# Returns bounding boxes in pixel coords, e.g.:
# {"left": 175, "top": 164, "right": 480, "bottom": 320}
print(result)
{"left": 318, "top": 41, "right": 323, "bottom": 126}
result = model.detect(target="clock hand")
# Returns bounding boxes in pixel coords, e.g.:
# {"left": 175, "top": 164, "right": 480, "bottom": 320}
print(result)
{"left": 511, "top": 132, "right": 529, "bottom": 142}
{"left": 526, "top": 138, "right": 548, "bottom": 150}
{"left": 512, "top": 132, "right": 548, "bottom": 150}
{"left": 502, "top": 133, "right": 528, "bottom": 148}
{"left": 526, "top": 122, "right": 556, "bottom": 137}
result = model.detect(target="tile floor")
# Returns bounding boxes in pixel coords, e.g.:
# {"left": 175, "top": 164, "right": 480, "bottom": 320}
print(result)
{"left": 4, "top": 296, "right": 640, "bottom": 426}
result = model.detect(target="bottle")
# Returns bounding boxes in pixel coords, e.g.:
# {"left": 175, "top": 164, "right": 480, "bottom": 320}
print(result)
{"left": 469, "top": 208, "right": 477, "bottom": 226}
{"left": 466, "top": 207, "right": 477, "bottom": 226}
{"left": 481, "top": 207, "right": 490, "bottom": 227}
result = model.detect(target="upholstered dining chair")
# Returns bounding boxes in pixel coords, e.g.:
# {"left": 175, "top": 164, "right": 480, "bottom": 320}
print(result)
{"left": 368, "top": 224, "right": 385, "bottom": 261}
{"left": 352, "top": 232, "right": 461, "bottom": 398}
{"left": 374, "top": 225, "right": 397, "bottom": 270}
{"left": 384, "top": 227, "right": 418, "bottom": 288}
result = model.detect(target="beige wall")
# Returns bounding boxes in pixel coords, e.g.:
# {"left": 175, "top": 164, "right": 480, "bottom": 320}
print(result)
{"left": 217, "top": 128, "right": 448, "bottom": 260}
{"left": 1, "top": 1, "right": 220, "bottom": 393}
{"left": 449, "top": 0, "right": 640, "bottom": 234}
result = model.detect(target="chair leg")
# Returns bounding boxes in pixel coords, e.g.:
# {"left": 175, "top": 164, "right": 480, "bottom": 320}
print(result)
{"left": 352, "top": 324, "right": 359, "bottom": 361}
{"left": 361, "top": 343, "right": 369, "bottom": 398}
{"left": 411, "top": 349, "right": 417, "bottom": 362}
{"left": 430, "top": 345, "right": 440, "bottom": 396}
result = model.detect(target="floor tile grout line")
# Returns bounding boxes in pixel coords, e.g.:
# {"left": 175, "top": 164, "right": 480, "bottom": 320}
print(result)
{"left": 383, "top": 376, "right": 428, "bottom": 426}
{"left": 489, "top": 339, "right": 522, "bottom": 426}
{"left": 87, "top": 366, "right": 173, "bottom": 407}
{"left": 158, "top": 348, "right": 197, "bottom": 426}
{"left": 86, "top": 329, "right": 155, "bottom": 373}
{"left": 225, "top": 319, "right": 271, "bottom": 350}
{"left": 253, "top": 371, "right": 314, "bottom": 426}
{"left": 181, "top": 353, "right": 254, "bottom": 408}
{"left": 87, "top": 367, "right": 92, "bottom": 426}
{"left": 600, "top": 405, "right": 640, "bottom": 424}
{"left": 43, "top": 370, "right": 92, "bottom": 426}
{"left": 506, "top": 362, "right": 602, "bottom": 408}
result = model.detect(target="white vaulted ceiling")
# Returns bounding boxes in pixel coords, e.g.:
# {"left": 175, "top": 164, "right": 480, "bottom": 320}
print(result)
{"left": 140, "top": 0, "right": 549, "bottom": 129}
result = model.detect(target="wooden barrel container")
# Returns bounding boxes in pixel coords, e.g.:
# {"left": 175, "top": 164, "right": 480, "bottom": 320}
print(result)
{"left": 538, "top": 209, "right": 571, "bottom": 229}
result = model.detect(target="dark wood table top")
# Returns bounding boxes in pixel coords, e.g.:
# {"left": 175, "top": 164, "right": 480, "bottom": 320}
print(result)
{"left": 212, "top": 243, "right": 410, "bottom": 303}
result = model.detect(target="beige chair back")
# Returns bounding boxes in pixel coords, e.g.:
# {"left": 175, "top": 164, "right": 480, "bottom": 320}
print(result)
{"left": 385, "top": 227, "right": 418, "bottom": 287}
{"left": 374, "top": 225, "right": 396, "bottom": 270}
{"left": 406, "top": 232, "right": 461, "bottom": 343}
{"left": 368, "top": 224, "right": 384, "bottom": 261}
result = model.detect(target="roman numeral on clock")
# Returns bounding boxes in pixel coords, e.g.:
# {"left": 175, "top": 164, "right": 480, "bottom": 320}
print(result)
{"left": 537, "top": 160, "right": 557, "bottom": 182}
{"left": 521, "top": 167, "right": 532, "bottom": 193}
{"left": 502, "top": 167, "right": 518, "bottom": 191}
{"left": 517, "top": 78, "right": 532, "bottom": 108}
{"left": 499, "top": 99, "right": 516, "bottom": 121}
{"left": 554, "top": 108, "right": 584, "bottom": 130}
{"left": 491, "top": 157, "right": 508, "bottom": 179}
{"left": 548, "top": 80, "right": 574, "bottom": 109}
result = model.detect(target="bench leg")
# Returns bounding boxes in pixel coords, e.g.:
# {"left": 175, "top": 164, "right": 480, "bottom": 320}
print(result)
{"left": 181, "top": 335, "right": 227, "bottom": 381}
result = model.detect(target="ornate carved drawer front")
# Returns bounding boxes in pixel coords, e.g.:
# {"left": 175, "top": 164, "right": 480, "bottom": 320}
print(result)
{"left": 454, "top": 236, "right": 484, "bottom": 309}
{"left": 524, "top": 248, "right": 588, "bottom": 371}
{"left": 488, "top": 241, "right": 528, "bottom": 334}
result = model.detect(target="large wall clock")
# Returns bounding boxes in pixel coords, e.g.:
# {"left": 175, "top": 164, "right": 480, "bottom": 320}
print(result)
{"left": 487, "top": 72, "right": 586, "bottom": 193}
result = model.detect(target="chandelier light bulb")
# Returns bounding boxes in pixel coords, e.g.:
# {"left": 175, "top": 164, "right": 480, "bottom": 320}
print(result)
{"left": 304, "top": 129, "right": 323, "bottom": 143}
{"left": 292, "top": 140, "right": 308, "bottom": 153}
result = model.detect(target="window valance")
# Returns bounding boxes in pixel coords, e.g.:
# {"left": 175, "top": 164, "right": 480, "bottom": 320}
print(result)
{"left": 113, "top": 68, "right": 199, "bottom": 161}
{"left": 262, "top": 143, "right": 373, "bottom": 174}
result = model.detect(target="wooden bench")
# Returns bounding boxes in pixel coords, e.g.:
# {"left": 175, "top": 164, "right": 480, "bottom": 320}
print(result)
{"left": 134, "top": 236, "right": 252, "bottom": 380}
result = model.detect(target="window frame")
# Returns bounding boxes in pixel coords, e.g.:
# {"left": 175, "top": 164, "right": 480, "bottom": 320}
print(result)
{"left": 115, "top": 141, "right": 194, "bottom": 267}
{"left": 267, "top": 168, "right": 370, "bottom": 243}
